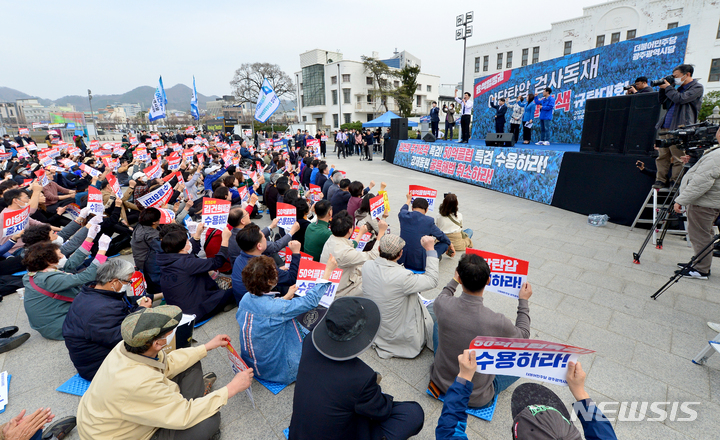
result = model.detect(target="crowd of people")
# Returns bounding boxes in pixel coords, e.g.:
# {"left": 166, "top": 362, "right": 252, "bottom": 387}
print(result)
{"left": 0, "top": 127, "right": 619, "bottom": 440}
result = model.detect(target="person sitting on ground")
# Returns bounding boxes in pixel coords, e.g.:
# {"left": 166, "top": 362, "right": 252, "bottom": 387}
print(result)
{"left": 62, "top": 259, "right": 152, "bottom": 381}
{"left": 398, "top": 194, "right": 453, "bottom": 272}
{"left": 231, "top": 224, "right": 302, "bottom": 303}
{"left": 76, "top": 306, "right": 254, "bottom": 440}
{"left": 354, "top": 192, "right": 390, "bottom": 250}
{"left": 289, "top": 296, "right": 424, "bottom": 440}
{"left": 324, "top": 171, "right": 342, "bottom": 201}
{"left": 436, "top": 193, "right": 473, "bottom": 254}
{"left": 346, "top": 181, "right": 366, "bottom": 221}
{"left": 157, "top": 224, "right": 236, "bottom": 322}
{"left": 0, "top": 408, "right": 77, "bottom": 440}
{"left": 362, "top": 234, "right": 439, "bottom": 359}
{"left": 303, "top": 200, "right": 332, "bottom": 261}
{"left": 320, "top": 210, "right": 387, "bottom": 298}
{"left": 435, "top": 349, "right": 477, "bottom": 440}
{"left": 130, "top": 208, "right": 163, "bottom": 294}
{"left": 237, "top": 255, "right": 338, "bottom": 385}
{"left": 429, "top": 253, "right": 532, "bottom": 409}
{"left": 22, "top": 230, "right": 110, "bottom": 340}
{"left": 330, "top": 178, "right": 352, "bottom": 216}
{"left": 292, "top": 198, "right": 311, "bottom": 250}
{"left": 1, "top": 184, "right": 61, "bottom": 254}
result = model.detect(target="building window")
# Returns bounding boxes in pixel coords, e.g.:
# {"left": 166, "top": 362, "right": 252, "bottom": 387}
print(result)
{"left": 532, "top": 47, "right": 539, "bottom": 64}
{"left": 483, "top": 56, "right": 489, "bottom": 72}
{"left": 668, "top": 22, "right": 678, "bottom": 29}
{"left": 426, "top": 85, "right": 432, "bottom": 92}
{"left": 474, "top": 57, "right": 480, "bottom": 73}
{"left": 333, "top": 114, "right": 339, "bottom": 127}
{"left": 717, "top": 19, "right": 720, "bottom": 39}
{"left": 611, "top": 32, "right": 620, "bottom": 44}
{"left": 301, "top": 64, "right": 325, "bottom": 107}
{"left": 300, "top": 95, "right": 304, "bottom": 107}
{"left": 342, "top": 74, "right": 351, "bottom": 82}
{"left": 626, "top": 29, "right": 636, "bottom": 39}
{"left": 563, "top": 41, "right": 572, "bottom": 56}
{"left": 496, "top": 53, "right": 503, "bottom": 70}
{"left": 343, "top": 113, "right": 351, "bottom": 124}
{"left": 710, "top": 58, "right": 720, "bottom": 82}
{"left": 416, "top": 84, "right": 421, "bottom": 91}
{"left": 367, "top": 94, "right": 372, "bottom": 104}
{"left": 366, "top": 77, "right": 373, "bottom": 85}
{"left": 521, "top": 49, "right": 528, "bottom": 66}
{"left": 394, "top": 80, "right": 400, "bottom": 87}
{"left": 416, "top": 95, "right": 422, "bottom": 107}
{"left": 343, "top": 88, "right": 351, "bottom": 104}
{"left": 596, "top": 35, "right": 605, "bottom": 47}
{"left": 331, "top": 76, "right": 337, "bottom": 85}
{"left": 506, "top": 51, "right": 513, "bottom": 68}
{"left": 331, "top": 90, "right": 337, "bottom": 105}
{"left": 303, "top": 116, "right": 307, "bottom": 122}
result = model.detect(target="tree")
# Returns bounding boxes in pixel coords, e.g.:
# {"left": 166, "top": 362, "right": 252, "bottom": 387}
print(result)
{"left": 393, "top": 65, "right": 421, "bottom": 118}
{"left": 699, "top": 90, "right": 720, "bottom": 122}
{"left": 361, "top": 56, "right": 397, "bottom": 114}
{"left": 230, "top": 63, "right": 295, "bottom": 105}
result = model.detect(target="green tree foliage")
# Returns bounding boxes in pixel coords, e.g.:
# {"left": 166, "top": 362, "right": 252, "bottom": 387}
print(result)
{"left": 393, "top": 65, "right": 421, "bottom": 118}
{"left": 699, "top": 90, "right": 720, "bottom": 122}
{"left": 361, "top": 56, "right": 397, "bottom": 113}
{"left": 340, "top": 121, "right": 363, "bottom": 131}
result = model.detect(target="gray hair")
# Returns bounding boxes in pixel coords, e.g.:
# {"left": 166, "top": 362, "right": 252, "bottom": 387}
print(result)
{"left": 332, "top": 172, "right": 343, "bottom": 184}
{"left": 96, "top": 259, "right": 135, "bottom": 285}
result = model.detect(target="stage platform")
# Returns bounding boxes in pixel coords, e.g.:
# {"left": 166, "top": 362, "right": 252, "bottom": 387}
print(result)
{"left": 391, "top": 139, "right": 653, "bottom": 226}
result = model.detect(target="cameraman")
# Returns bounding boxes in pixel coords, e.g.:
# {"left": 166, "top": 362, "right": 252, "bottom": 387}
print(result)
{"left": 673, "top": 127, "right": 720, "bottom": 279}
{"left": 625, "top": 77, "right": 653, "bottom": 94}
{"left": 653, "top": 65, "right": 704, "bottom": 189}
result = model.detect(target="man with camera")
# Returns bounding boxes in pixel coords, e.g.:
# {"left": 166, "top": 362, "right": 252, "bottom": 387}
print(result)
{"left": 625, "top": 77, "right": 654, "bottom": 94}
{"left": 672, "top": 126, "right": 720, "bottom": 279}
{"left": 652, "top": 64, "right": 704, "bottom": 189}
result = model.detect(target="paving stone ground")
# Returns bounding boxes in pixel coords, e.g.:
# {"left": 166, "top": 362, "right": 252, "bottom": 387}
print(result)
{"left": 1, "top": 151, "right": 718, "bottom": 439}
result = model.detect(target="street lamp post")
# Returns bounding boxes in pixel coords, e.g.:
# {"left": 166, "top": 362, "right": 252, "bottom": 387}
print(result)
{"left": 455, "top": 11, "right": 474, "bottom": 94}
{"left": 87, "top": 89, "right": 95, "bottom": 140}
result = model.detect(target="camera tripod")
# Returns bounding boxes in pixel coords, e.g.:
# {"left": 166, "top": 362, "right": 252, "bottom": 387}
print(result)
{"left": 651, "top": 233, "right": 720, "bottom": 300}
{"left": 633, "top": 168, "right": 686, "bottom": 264}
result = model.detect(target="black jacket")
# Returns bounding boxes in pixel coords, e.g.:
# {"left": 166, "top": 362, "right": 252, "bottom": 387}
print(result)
{"left": 331, "top": 190, "right": 351, "bottom": 216}
{"left": 289, "top": 337, "right": 394, "bottom": 440}
{"left": 62, "top": 285, "right": 141, "bottom": 380}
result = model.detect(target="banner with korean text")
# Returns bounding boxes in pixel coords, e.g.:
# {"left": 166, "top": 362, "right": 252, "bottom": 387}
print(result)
{"left": 466, "top": 248, "right": 528, "bottom": 299}
{"left": 394, "top": 141, "right": 563, "bottom": 204}
{"left": 202, "top": 198, "right": 231, "bottom": 230}
{"left": 1, "top": 207, "right": 30, "bottom": 238}
{"left": 470, "top": 26, "right": 689, "bottom": 144}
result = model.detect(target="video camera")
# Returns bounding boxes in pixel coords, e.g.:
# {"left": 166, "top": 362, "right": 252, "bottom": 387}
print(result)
{"left": 650, "top": 75, "right": 676, "bottom": 87}
{"left": 655, "top": 122, "right": 719, "bottom": 165}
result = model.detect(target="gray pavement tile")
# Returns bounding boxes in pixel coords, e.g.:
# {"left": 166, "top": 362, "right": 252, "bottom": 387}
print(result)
{"left": 591, "top": 287, "right": 647, "bottom": 317}
{"left": 608, "top": 311, "right": 672, "bottom": 350}
{"left": 558, "top": 242, "right": 599, "bottom": 259}
{"left": 546, "top": 275, "right": 597, "bottom": 300}
{"left": 631, "top": 342, "right": 710, "bottom": 399}
{"left": 557, "top": 296, "right": 613, "bottom": 329}
{"left": 613, "top": 418, "right": 690, "bottom": 440}
{"left": 642, "top": 300, "right": 707, "bottom": 335}
{"left": 527, "top": 286, "right": 564, "bottom": 310}
{"left": 220, "top": 409, "right": 280, "bottom": 440}
{"left": 381, "top": 348, "right": 434, "bottom": 388}
{"left": 663, "top": 386, "right": 720, "bottom": 440}
{"left": 577, "top": 270, "right": 626, "bottom": 293}
{"left": 585, "top": 357, "right": 667, "bottom": 406}
{"left": 568, "top": 322, "right": 636, "bottom": 363}
{"left": 528, "top": 304, "right": 579, "bottom": 341}
{"left": 673, "top": 296, "right": 720, "bottom": 322}
{"left": 537, "top": 260, "right": 584, "bottom": 280}
{"left": 526, "top": 267, "right": 555, "bottom": 288}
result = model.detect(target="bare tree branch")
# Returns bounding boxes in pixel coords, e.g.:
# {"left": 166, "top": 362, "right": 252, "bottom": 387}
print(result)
{"left": 230, "top": 62, "right": 295, "bottom": 105}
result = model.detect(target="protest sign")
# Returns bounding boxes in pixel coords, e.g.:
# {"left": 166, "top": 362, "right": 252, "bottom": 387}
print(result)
{"left": 167, "top": 153, "right": 181, "bottom": 171}
{"left": 1, "top": 207, "right": 30, "bottom": 237}
{"left": 202, "top": 198, "right": 231, "bottom": 230}
{"left": 306, "top": 184, "right": 323, "bottom": 203}
{"left": 137, "top": 182, "right": 173, "bottom": 208}
{"left": 466, "top": 248, "right": 529, "bottom": 299}
{"left": 79, "top": 163, "right": 101, "bottom": 178}
{"left": 319, "top": 268, "right": 343, "bottom": 308}
{"left": 129, "top": 271, "right": 147, "bottom": 296}
{"left": 294, "top": 259, "right": 344, "bottom": 309}
{"left": 16, "top": 147, "right": 30, "bottom": 159}
{"left": 87, "top": 186, "right": 104, "bottom": 215}
{"left": 238, "top": 185, "right": 249, "bottom": 203}
{"left": 64, "top": 203, "right": 81, "bottom": 219}
{"left": 350, "top": 227, "right": 373, "bottom": 251}
{"left": 133, "top": 147, "right": 148, "bottom": 162}
{"left": 34, "top": 170, "right": 50, "bottom": 186}
{"left": 0, "top": 152, "right": 11, "bottom": 161}
{"left": 409, "top": 185, "right": 437, "bottom": 211}
{"left": 105, "top": 174, "right": 123, "bottom": 199}
{"left": 143, "top": 161, "right": 162, "bottom": 180}
{"left": 26, "top": 143, "right": 37, "bottom": 151}
{"left": 102, "top": 157, "right": 119, "bottom": 172}
{"left": 276, "top": 202, "right": 296, "bottom": 232}
{"left": 279, "top": 247, "right": 314, "bottom": 266}
{"left": 469, "top": 336, "right": 594, "bottom": 386}
{"left": 19, "top": 128, "right": 29, "bottom": 136}
{"left": 369, "top": 194, "right": 386, "bottom": 219}
{"left": 67, "top": 146, "right": 80, "bottom": 156}
{"left": 158, "top": 208, "right": 176, "bottom": 224}
{"left": 224, "top": 342, "right": 255, "bottom": 408}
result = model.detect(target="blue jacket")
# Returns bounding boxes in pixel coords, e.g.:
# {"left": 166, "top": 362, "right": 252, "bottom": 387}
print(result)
{"left": 310, "top": 168, "right": 319, "bottom": 185}
{"left": 435, "top": 378, "right": 472, "bottom": 439}
{"left": 429, "top": 106, "right": 440, "bottom": 122}
{"left": 573, "top": 398, "right": 618, "bottom": 440}
{"left": 204, "top": 166, "right": 227, "bottom": 191}
{"left": 240, "top": 146, "right": 252, "bottom": 159}
{"left": 522, "top": 100, "right": 537, "bottom": 122}
{"left": 331, "top": 190, "right": 351, "bottom": 216}
{"left": 232, "top": 251, "right": 301, "bottom": 303}
{"left": 397, "top": 204, "right": 451, "bottom": 272}
{"left": 237, "top": 281, "right": 329, "bottom": 384}
{"left": 535, "top": 95, "right": 556, "bottom": 120}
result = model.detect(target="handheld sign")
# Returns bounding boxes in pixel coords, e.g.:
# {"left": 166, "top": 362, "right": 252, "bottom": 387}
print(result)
{"left": 409, "top": 185, "right": 437, "bottom": 211}
{"left": 34, "top": 170, "right": 50, "bottom": 187}
{"left": 137, "top": 182, "right": 173, "bottom": 208}
{"left": 306, "top": 184, "right": 323, "bottom": 203}
{"left": 105, "top": 174, "right": 123, "bottom": 199}
{"left": 276, "top": 202, "right": 296, "bottom": 232}
{"left": 143, "top": 161, "right": 162, "bottom": 180}
{"left": 369, "top": 194, "right": 385, "bottom": 219}
{"left": 202, "top": 198, "right": 231, "bottom": 230}
{"left": 469, "top": 337, "right": 594, "bottom": 386}
{"left": 129, "top": 271, "right": 147, "bottom": 297}
{"left": 279, "top": 247, "right": 314, "bottom": 266}
{"left": 158, "top": 208, "right": 176, "bottom": 224}
{"left": 79, "top": 163, "right": 101, "bottom": 178}
{"left": 294, "top": 259, "right": 344, "bottom": 309}
{"left": 466, "top": 248, "right": 529, "bottom": 299}
{"left": 224, "top": 342, "right": 255, "bottom": 408}
{"left": 19, "top": 128, "right": 29, "bottom": 135}
{"left": 350, "top": 227, "right": 372, "bottom": 252}
{"left": 64, "top": 203, "right": 81, "bottom": 219}
{"left": 1, "top": 207, "right": 30, "bottom": 238}
{"left": 319, "top": 268, "right": 344, "bottom": 308}
{"left": 87, "top": 186, "right": 104, "bottom": 215}
{"left": 237, "top": 185, "right": 250, "bottom": 204}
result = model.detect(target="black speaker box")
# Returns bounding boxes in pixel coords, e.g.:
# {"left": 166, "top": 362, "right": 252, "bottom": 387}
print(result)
{"left": 422, "top": 133, "right": 436, "bottom": 142}
{"left": 580, "top": 98, "right": 607, "bottom": 153}
{"left": 485, "top": 132, "right": 515, "bottom": 147}
{"left": 600, "top": 95, "right": 632, "bottom": 154}
{"left": 625, "top": 92, "right": 661, "bottom": 154}
{"left": 390, "top": 118, "right": 408, "bottom": 140}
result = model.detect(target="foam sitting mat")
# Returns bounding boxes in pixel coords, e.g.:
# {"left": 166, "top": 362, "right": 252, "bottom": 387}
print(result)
{"left": 283, "top": 427, "right": 289, "bottom": 439}
{"left": 426, "top": 389, "right": 498, "bottom": 421}
{"left": 57, "top": 374, "right": 91, "bottom": 396}
{"left": 255, "top": 377, "right": 288, "bottom": 395}
{"left": 193, "top": 318, "right": 211, "bottom": 328}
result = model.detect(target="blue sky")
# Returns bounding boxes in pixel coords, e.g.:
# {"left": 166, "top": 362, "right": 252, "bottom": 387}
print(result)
{"left": 3, "top": 0, "right": 607, "bottom": 99}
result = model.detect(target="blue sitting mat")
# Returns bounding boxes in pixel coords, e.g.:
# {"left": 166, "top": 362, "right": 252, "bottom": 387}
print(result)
{"left": 12, "top": 271, "right": 27, "bottom": 276}
{"left": 409, "top": 269, "right": 425, "bottom": 274}
{"left": 426, "top": 389, "right": 498, "bottom": 421}
{"left": 283, "top": 428, "right": 289, "bottom": 439}
{"left": 0, "top": 375, "right": 11, "bottom": 414}
{"left": 57, "top": 374, "right": 91, "bottom": 397}
{"left": 255, "top": 376, "right": 288, "bottom": 395}
{"left": 194, "top": 318, "right": 211, "bottom": 328}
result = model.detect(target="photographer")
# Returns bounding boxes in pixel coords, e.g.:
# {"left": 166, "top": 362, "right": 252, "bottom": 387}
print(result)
{"left": 673, "top": 127, "right": 720, "bottom": 280}
{"left": 653, "top": 64, "right": 704, "bottom": 189}
{"left": 625, "top": 76, "right": 653, "bottom": 94}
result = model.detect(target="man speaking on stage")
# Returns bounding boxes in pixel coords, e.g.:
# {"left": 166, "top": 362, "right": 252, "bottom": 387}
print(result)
{"left": 673, "top": 127, "right": 720, "bottom": 280}
{"left": 455, "top": 90, "right": 473, "bottom": 143}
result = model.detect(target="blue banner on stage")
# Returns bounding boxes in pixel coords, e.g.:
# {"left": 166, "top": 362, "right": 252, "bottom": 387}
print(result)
{"left": 393, "top": 140, "right": 564, "bottom": 205}
{"left": 471, "top": 26, "right": 689, "bottom": 144}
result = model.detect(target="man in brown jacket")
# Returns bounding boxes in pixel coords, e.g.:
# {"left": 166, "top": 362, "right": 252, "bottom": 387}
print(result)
{"left": 429, "top": 253, "right": 532, "bottom": 408}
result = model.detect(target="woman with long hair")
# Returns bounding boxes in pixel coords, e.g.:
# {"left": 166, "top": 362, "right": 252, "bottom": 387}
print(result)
{"left": 436, "top": 193, "right": 473, "bottom": 254}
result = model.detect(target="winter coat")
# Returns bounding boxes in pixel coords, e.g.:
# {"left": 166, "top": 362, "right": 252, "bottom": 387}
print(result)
{"left": 320, "top": 235, "right": 379, "bottom": 298}
{"left": 676, "top": 145, "right": 720, "bottom": 209}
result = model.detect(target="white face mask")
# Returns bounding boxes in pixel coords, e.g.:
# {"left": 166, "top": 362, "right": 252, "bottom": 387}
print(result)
{"left": 17, "top": 201, "right": 28, "bottom": 209}
{"left": 56, "top": 256, "right": 68, "bottom": 269}
{"left": 674, "top": 76, "right": 683, "bottom": 86}
{"left": 52, "top": 236, "right": 64, "bottom": 246}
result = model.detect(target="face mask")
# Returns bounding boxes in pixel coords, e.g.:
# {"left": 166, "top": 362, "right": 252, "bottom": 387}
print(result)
{"left": 56, "top": 256, "right": 68, "bottom": 269}
{"left": 52, "top": 236, "right": 64, "bottom": 246}
{"left": 674, "top": 76, "right": 683, "bottom": 86}
{"left": 18, "top": 201, "right": 28, "bottom": 209}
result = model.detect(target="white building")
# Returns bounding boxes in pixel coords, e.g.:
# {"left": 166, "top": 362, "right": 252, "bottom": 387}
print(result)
{"left": 463, "top": 0, "right": 720, "bottom": 94}
{"left": 295, "top": 49, "right": 440, "bottom": 130}
{"left": 16, "top": 99, "right": 48, "bottom": 124}
{"left": 117, "top": 103, "right": 142, "bottom": 119}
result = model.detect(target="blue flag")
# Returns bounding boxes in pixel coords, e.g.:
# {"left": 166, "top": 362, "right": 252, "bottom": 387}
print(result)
{"left": 190, "top": 76, "right": 199, "bottom": 121}
{"left": 149, "top": 76, "right": 167, "bottom": 122}
{"left": 254, "top": 79, "right": 280, "bottom": 123}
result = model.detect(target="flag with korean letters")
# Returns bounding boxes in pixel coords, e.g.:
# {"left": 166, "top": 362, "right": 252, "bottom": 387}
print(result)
{"left": 276, "top": 202, "right": 296, "bottom": 232}
{"left": 350, "top": 227, "right": 373, "bottom": 252}
{"left": 34, "top": 170, "right": 50, "bottom": 186}
{"left": 469, "top": 336, "right": 594, "bottom": 386}
{"left": 238, "top": 185, "right": 249, "bottom": 204}
{"left": 102, "top": 157, "right": 119, "bottom": 172}
{"left": 137, "top": 182, "right": 173, "bottom": 208}
{"left": 409, "top": 185, "right": 437, "bottom": 211}
{"left": 293, "top": 259, "right": 344, "bottom": 309}
{"left": 87, "top": 186, "right": 104, "bottom": 215}
{"left": 1, "top": 207, "right": 30, "bottom": 238}
{"left": 106, "top": 173, "right": 123, "bottom": 199}
{"left": 370, "top": 194, "right": 385, "bottom": 219}
{"left": 202, "top": 198, "right": 231, "bottom": 230}
{"left": 466, "top": 248, "right": 529, "bottom": 299}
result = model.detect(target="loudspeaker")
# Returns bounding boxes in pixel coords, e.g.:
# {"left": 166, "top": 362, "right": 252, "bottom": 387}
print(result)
{"left": 580, "top": 98, "right": 607, "bottom": 153}
{"left": 599, "top": 95, "right": 631, "bottom": 154}
{"left": 390, "top": 118, "right": 408, "bottom": 141}
{"left": 485, "top": 132, "right": 515, "bottom": 147}
{"left": 422, "top": 133, "right": 436, "bottom": 142}
{"left": 625, "top": 92, "right": 661, "bottom": 154}
{"left": 383, "top": 139, "right": 398, "bottom": 163}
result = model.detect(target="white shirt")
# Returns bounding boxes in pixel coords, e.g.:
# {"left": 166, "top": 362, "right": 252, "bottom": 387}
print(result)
{"left": 455, "top": 97, "right": 473, "bottom": 115}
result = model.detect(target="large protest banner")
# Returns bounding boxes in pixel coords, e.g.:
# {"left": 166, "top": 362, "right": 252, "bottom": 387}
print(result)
{"left": 470, "top": 26, "right": 689, "bottom": 144}
{"left": 394, "top": 141, "right": 563, "bottom": 204}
